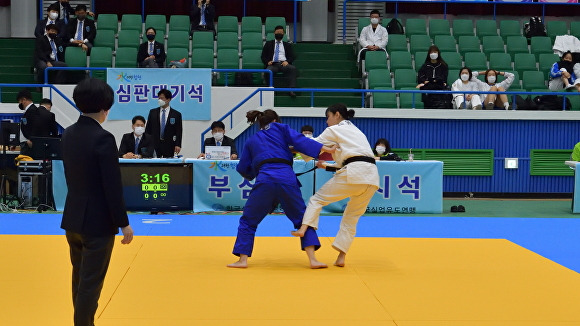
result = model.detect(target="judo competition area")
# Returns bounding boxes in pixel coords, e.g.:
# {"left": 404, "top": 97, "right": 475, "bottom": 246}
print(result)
{"left": 1, "top": 197, "right": 580, "bottom": 326}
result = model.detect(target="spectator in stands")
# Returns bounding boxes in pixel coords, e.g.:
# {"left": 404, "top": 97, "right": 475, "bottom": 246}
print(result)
{"left": 34, "top": 23, "right": 68, "bottom": 84}
{"left": 145, "top": 89, "right": 183, "bottom": 158}
{"left": 357, "top": 9, "right": 388, "bottom": 62}
{"left": 137, "top": 27, "right": 166, "bottom": 68}
{"left": 549, "top": 51, "right": 580, "bottom": 92}
{"left": 416, "top": 45, "right": 450, "bottom": 109}
{"left": 65, "top": 5, "right": 96, "bottom": 53}
{"left": 198, "top": 120, "right": 238, "bottom": 160}
{"left": 118, "top": 115, "right": 153, "bottom": 158}
{"left": 34, "top": 3, "right": 66, "bottom": 39}
{"left": 373, "top": 138, "right": 401, "bottom": 161}
{"left": 261, "top": 25, "right": 297, "bottom": 98}
{"left": 471, "top": 70, "right": 515, "bottom": 110}
{"left": 190, "top": 0, "right": 215, "bottom": 33}
{"left": 52, "top": 0, "right": 74, "bottom": 24}
{"left": 451, "top": 67, "right": 482, "bottom": 110}
{"left": 17, "top": 89, "right": 59, "bottom": 157}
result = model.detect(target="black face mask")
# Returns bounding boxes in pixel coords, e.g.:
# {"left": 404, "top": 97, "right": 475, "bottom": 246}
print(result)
{"left": 76, "top": 15, "right": 86, "bottom": 21}
{"left": 18, "top": 103, "right": 24, "bottom": 110}
{"left": 48, "top": 33, "right": 57, "bottom": 39}
{"left": 274, "top": 33, "right": 284, "bottom": 41}
{"left": 146, "top": 34, "right": 155, "bottom": 41}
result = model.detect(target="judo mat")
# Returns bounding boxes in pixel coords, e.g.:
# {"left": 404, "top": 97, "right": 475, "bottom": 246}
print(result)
{"left": 1, "top": 199, "right": 580, "bottom": 325}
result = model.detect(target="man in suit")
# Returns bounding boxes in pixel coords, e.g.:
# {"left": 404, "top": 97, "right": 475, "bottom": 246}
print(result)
{"left": 137, "top": 27, "right": 166, "bottom": 68}
{"left": 198, "top": 120, "right": 238, "bottom": 160}
{"left": 145, "top": 89, "right": 183, "bottom": 158}
{"left": 118, "top": 115, "right": 154, "bottom": 158}
{"left": 35, "top": 23, "right": 68, "bottom": 84}
{"left": 190, "top": 0, "right": 215, "bottom": 33}
{"left": 61, "top": 78, "right": 134, "bottom": 326}
{"left": 17, "top": 90, "right": 59, "bottom": 157}
{"left": 34, "top": 3, "right": 66, "bottom": 39}
{"left": 261, "top": 25, "right": 297, "bottom": 97}
{"left": 65, "top": 4, "right": 96, "bottom": 53}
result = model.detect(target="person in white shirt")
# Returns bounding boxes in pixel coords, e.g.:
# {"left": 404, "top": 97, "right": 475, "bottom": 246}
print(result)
{"left": 451, "top": 67, "right": 483, "bottom": 110}
{"left": 471, "top": 70, "right": 515, "bottom": 110}
{"left": 292, "top": 103, "right": 380, "bottom": 267}
{"left": 358, "top": 9, "right": 388, "bottom": 63}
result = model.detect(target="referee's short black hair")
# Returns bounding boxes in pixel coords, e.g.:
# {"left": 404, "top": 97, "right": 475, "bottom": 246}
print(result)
{"left": 73, "top": 78, "right": 114, "bottom": 113}
{"left": 132, "top": 115, "right": 146, "bottom": 125}
{"left": 210, "top": 121, "right": 225, "bottom": 130}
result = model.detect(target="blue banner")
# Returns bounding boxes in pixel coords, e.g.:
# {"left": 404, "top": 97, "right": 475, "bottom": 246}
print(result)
{"left": 106, "top": 68, "right": 211, "bottom": 120}
{"left": 315, "top": 161, "right": 443, "bottom": 214}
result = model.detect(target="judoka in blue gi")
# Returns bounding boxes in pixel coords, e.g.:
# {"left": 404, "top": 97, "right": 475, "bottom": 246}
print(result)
{"left": 227, "top": 109, "right": 335, "bottom": 269}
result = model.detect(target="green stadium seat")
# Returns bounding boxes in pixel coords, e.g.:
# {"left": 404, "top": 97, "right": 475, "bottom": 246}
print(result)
{"left": 166, "top": 47, "right": 189, "bottom": 67}
{"left": 530, "top": 36, "right": 553, "bottom": 60}
{"left": 145, "top": 15, "right": 167, "bottom": 34}
{"left": 476, "top": 20, "right": 498, "bottom": 40}
{"left": 452, "top": 19, "right": 474, "bottom": 41}
{"left": 506, "top": 36, "right": 529, "bottom": 57}
{"left": 169, "top": 15, "right": 190, "bottom": 33}
{"left": 241, "top": 16, "right": 263, "bottom": 35}
{"left": 405, "top": 19, "right": 427, "bottom": 37}
{"left": 89, "top": 46, "right": 112, "bottom": 80}
{"left": 114, "top": 47, "right": 138, "bottom": 68}
{"left": 499, "top": 20, "right": 521, "bottom": 42}
{"left": 464, "top": 52, "right": 488, "bottom": 71}
{"left": 117, "top": 29, "right": 140, "bottom": 49}
{"left": 154, "top": 31, "right": 165, "bottom": 46}
{"left": 367, "top": 69, "right": 391, "bottom": 89}
{"left": 386, "top": 34, "right": 407, "bottom": 54}
{"left": 546, "top": 21, "right": 568, "bottom": 43}
{"left": 241, "top": 32, "right": 263, "bottom": 51}
{"left": 441, "top": 52, "right": 462, "bottom": 70}
{"left": 217, "top": 32, "right": 239, "bottom": 51}
{"left": 448, "top": 69, "right": 459, "bottom": 85}
{"left": 482, "top": 36, "right": 505, "bottom": 58}
{"left": 413, "top": 51, "right": 427, "bottom": 67}
{"left": 191, "top": 48, "right": 214, "bottom": 68}
{"left": 571, "top": 22, "right": 580, "bottom": 40}
{"left": 565, "top": 91, "right": 580, "bottom": 110}
{"left": 65, "top": 46, "right": 87, "bottom": 67}
{"left": 217, "top": 16, "right": 239, "bottom": 35}
{"left": 167, "top": 30, "right": 190, "bottom": 50}
{"left": 357, "top": 17, "right": 369, "bottom": 37}
{"left": 389, "top": 51, "right": 413, "bottom": 71}
{"left": 514, "top": 53, "right": 537, "bottom": 76}
{"left": 429, "top": 19, "right": 451, "bottom": 38}
{"left": 363, "top": 51, "right": 388, "bottom": 73}
{"left": 265, "top": 17, "right": 286, "bottom": 38}
{"left": 458, "top": 36, "right": 481, "bottom": 57}
{"left": 538, "top": 53, "right": 559, "bottom": 80}
{"left": 372, "top": 87, "right": 397, "bottom": 108}
{"left": 242, "top": 49, "right": 265, "bottom": 85}
{"left": 93, "top": 29, "right": 115, "bottom": 50}
{"left": 120, "top": 14, "right": 142, "bottom": 32}
{"left": 192, "top": 31, "right": 214, "bottom": 50}
{"left": 394, "top": 69, "right": 417, "bottom": 89}
{"left": 434, "top": 35, "right": 457, "bottom": 53}
{"left": 96, "top": 14, "right": 118, "bottom": 32}
{"left": 509, "top": 71, "right": 521, "bottom": 89}
{"left": 399, "top": 87, "right": 424, "bottom": 109}
{"left": 489, "top": 52, "right": 512, "bottom": 71}
{"left": 216, "top": 49, "right": 240, "bottom": 85}
{"left": 409, "top": 34, "right": 432, "bottom": 55}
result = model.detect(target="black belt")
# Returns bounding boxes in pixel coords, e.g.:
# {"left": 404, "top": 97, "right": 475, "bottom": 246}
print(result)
{"left": 256, "top": 158, "right": 293, "bottom": 171}
{"left": 326, "top": 156, "right": 375, "bottom": 172}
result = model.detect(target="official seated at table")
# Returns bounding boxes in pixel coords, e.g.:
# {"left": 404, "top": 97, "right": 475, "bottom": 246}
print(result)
{"left": 198, "top": 120, "right": 238, "bottom": 160}
{"left": 118, "top": 115, "right": 153, "bottom": 158}
{"left": 373, "top": 138, "right": 402, "bottom": 161}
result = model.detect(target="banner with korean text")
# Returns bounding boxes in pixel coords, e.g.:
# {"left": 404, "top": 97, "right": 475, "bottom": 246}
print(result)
{"left": 106, "top": 68, "right": 211, "bottom": 120}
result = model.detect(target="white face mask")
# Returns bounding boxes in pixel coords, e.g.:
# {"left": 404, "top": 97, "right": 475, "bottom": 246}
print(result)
{"left": 370, "top": 18, "right": 379, "bottom": 25}
{"left": 49, "top": 12, "right": 58, "bottom": 20}
{"left": 213, "top": 132, "right": 224, "bottom": 141}
{"left": 487, "top": 75, "right": 496, "bottom": 84}
{"left": 430, "top": 52, "right": 438, "bottom": 60}
{"left": 375, "top": 146, "right": 386, "bottom": 155}
{"left": 461, "top": 74, "right": 470, "bottom": 81}
{"left": 304, "top": 134, "right": 313, "bottom": 138}
{"left": 134, "top": 126, "right": 145, "bottom": 136}
{"left": 157, "top": 99, "right": 166, "bottom": 107}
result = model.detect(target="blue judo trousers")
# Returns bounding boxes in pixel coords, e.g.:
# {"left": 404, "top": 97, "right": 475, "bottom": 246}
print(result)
{"left": 233, "top": 122, "right": 324, "bottom": 257}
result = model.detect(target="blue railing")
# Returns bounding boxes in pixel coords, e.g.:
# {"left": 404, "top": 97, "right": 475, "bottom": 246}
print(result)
{"left": 342, "top": 0, "right": 580, "bottom": 43}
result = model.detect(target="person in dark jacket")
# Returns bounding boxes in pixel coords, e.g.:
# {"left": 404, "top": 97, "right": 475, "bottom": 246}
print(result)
{"left": 34, "top": 23, "right": 68, "bottom": 84}
{"left": 190, "top": 0, "right": 215, "bottom": 32}
{"left": 65, "top": 5, "right": 96, "bottom": 53}
{"left": 198, "top": 120, "right": 238, "bottom": 160}
{"left": 118, "top": 115, "right": 154, "bottom": 158}
{"left": 145, "top": 89, "right": 183, "bottom": 158}
{"left": 137, "top": 27, "right": 166, "bottom": 68}
{"left": 261, "top": 25, "right": 297, "bottom": 97}
{"left": 416, "top": 45, "right": 451, "bottom": 109}
{"left": 34, "top": 3, "right": 66, "bottom": 39}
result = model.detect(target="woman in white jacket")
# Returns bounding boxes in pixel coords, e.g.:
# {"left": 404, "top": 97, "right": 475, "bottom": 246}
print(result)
{"left": 471, "top": 70, "right": 515, "bottom": 110}
{"left": 451, "top": 67, "right": 482, "bottom": 110}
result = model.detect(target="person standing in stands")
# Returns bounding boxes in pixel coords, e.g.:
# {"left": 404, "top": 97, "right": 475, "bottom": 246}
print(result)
{"left": 61, "top": 78, "right": 134, "bottom": 326}
{"left": 198, "top": 120, "right": 238, "bottom": 160}
{"left": 261, "top": 25, "right": 297, "bottom": 98}
{"left": 137, "top": 27, "right": 166, "bottom": 68}
{"left": 34, "top": 3, "right": 66, "bottom": 39}
{"left": 357, "top": 9, "right": 388, "bottom": 62}
{"left": 190, "top": 0, "right": 215, "bottom": 33}
{"left": 118, "top": 115, "right": 154, "bottom": 158}
{"left": 51, "top": 0, "right": 95, "bottom": 24}
{"left": 34, "top": 23, "right": 68, "bottom": 84}
{"left": 145, "top": 89, "right": 183, "bottom": 158}
{"left": 65, "top": 5, "right": 96, "bottom": 53}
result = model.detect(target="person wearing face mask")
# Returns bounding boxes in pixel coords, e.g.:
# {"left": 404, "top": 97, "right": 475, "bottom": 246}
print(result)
{"left": 34, "top": 3, "right": 66, "bottom": 39}
{"left": 145, "top": 89, "right": 183, "bottom": 158}
{"left": 65, "top": 5, "right": 96, "bottom": 53}
{"left": 357, "top": 10, "right": 388, "bottom": 63}
{"left": 373, "top": 138, "right": 401, "bottom": 161}
{"left": 293, "top": 125, "right": 315, "bottom": 160}
{"left": 118, "top": 115, "right": 154, "bottom": 159}
{"left": 61, "top": 78, "right": 134, "bottom": 326}
{"left": 34, "top": 23, "right": 68, "bottom": 84}
{"left": 261, "top": 25, "right": 297, "bottom": 97}
{"left": 137, "top": 27, "right": 166, "bottom": 68}
{"left": 198, "top": 120, "right": 238, "bottom": 160}
{"left": 451, "top": 67, "right": 483, "bottom": 110}
{"left": 549, "top": 51, "right": 580, "bottom": 92}
{"left": 470, "top": 69, "right": 515, "bottom": 110}
{"left": 416, "top": 45, "right": 451, "bottom": 109}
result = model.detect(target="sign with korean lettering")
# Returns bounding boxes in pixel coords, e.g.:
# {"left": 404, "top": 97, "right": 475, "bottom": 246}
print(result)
{"left": 106, "top": 68, "right": 211, "bottom": 120}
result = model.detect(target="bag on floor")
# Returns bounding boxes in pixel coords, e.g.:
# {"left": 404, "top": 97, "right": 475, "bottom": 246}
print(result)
{"left": 386, "top": 18, "right": 404, "bottom": 35}
{"left": 533, "top": 95, "right": 571, "bottom": 111}
{"left": 524, "top": 16, "right": 547, "bottom": 38}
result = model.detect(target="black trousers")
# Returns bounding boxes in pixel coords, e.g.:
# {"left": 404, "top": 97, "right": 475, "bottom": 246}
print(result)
{"left": 267, "top": 63, "right": 297, "bottom": 88}
{"left": 66, "top": 231, "right": 115, "bottom": 326}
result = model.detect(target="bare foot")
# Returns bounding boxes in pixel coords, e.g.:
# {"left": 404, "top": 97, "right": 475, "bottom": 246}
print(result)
{"left": 291, "top": 224, "right": 308, "bottom": 237}
{"left": 334, "top": 252, "right": 346, "bottom": 267}
{"left": 227, "top": 255, "right": 248, "bottom": 268}
{"left": 305, "top": 245, "right": 326, "bottom": 269}
{"left": 310, "top": 260, "right": 328, "bottom": 269}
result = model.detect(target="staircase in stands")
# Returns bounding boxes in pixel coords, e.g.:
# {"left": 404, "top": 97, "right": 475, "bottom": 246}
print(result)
{"left": 0, "top": 38, "right": 41, "bottom": 103}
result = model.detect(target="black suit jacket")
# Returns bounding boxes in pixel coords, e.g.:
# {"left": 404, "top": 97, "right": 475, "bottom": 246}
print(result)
{"left": 261, "top": 40, "right": 295, "bottom": 66}
{"left": 20, "top": 104, "right": 59, "bottom": 140}
{"left": 118, "top": 132, "right": 154, "bottom": 158}
{"left": 34, "top": 34, "right": 66, "bottom": 64}
{"left": 52, "top": 1, "right": 74, "bottom": 23}
{"left": 190, "top": 3, "right": 215, "bottom": 30}
{"left": 65, "top": 18, "right": 96, "bottom": 45}
{"left": 145, "top": 107, "right": 183, "bottom": 158}
{"left": 61, "top": 115, "right": 129, "bottom": 236}
{"left": 34, "top": 18, "right": 66, "bottom": 39}
{"left": 203, "top": 135, "right": 237, "bottom": 155}
{"left": 137, "top": 41, "right": 166, "bottom": 67}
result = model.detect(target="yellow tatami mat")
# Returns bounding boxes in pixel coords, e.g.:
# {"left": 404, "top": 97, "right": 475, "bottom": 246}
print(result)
{"left": 1, "top": 235, "right": 580, "bottom": 325}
